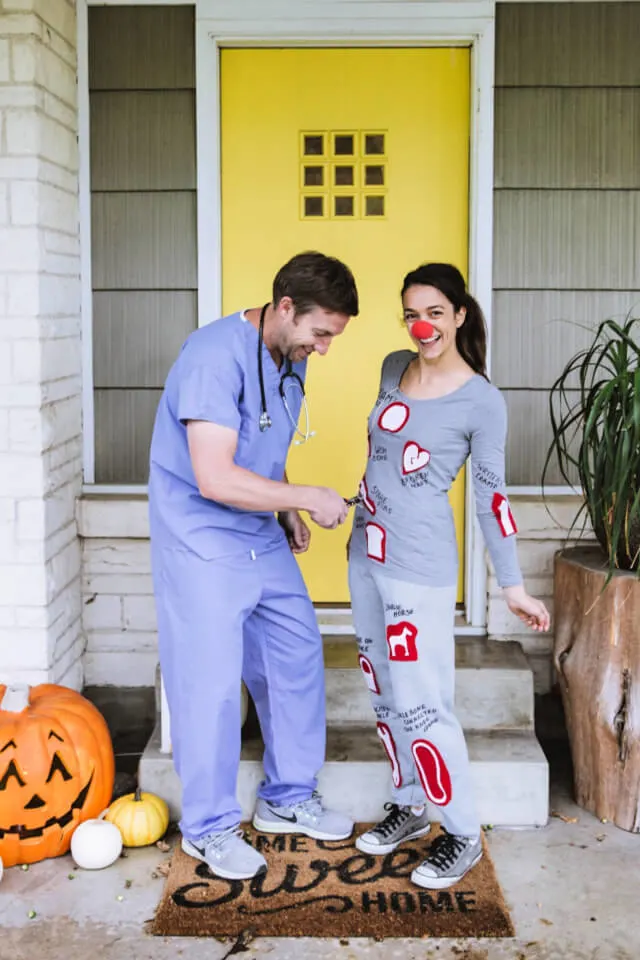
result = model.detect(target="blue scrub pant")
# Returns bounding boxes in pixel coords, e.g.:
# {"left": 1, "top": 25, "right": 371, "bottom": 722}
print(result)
{"left": 152, "top": 540, "right": 326, "bottom": 842}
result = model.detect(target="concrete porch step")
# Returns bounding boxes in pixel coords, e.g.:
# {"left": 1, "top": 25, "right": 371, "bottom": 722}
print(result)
{"left": 323, "top": 636, "right": 535, "bottom": 731}
{"left": 154, "top": 637, "right": 535, "bottom": 741}
{"left": 139, "top": 722, "right": 549, "bottom": 828}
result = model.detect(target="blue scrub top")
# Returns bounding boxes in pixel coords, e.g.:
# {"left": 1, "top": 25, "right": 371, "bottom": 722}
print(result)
{"left": 148, "top": 311, "right": 306, "bottom": 560}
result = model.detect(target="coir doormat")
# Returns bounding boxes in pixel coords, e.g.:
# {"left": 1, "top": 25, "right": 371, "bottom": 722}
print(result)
{"left": 150, "top": 826, "right": 514, "bottom": 939}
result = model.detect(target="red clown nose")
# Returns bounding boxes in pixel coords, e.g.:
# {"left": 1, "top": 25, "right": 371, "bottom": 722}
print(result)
{"left": 411, "top": 320, "right": 435, "bottom": 341}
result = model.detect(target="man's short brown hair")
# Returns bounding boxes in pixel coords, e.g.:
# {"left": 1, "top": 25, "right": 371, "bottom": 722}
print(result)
{"left": 273, "top": 251, "right": 359, "bottom": 318}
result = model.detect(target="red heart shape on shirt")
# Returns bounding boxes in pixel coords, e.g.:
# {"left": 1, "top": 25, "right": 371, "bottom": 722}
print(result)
{"left": 402, "top": 442, "right": 431, "bottom": 475}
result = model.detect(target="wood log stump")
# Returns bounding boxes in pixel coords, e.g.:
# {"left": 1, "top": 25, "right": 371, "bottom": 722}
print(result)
{"left": 554, "top": 547, "right": 640, "bottom": 832}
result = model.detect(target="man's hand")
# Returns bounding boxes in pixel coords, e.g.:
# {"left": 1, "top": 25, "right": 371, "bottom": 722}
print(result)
{"left": 307, "top": 487, "right": 349, "bottom": 529}
{"left": 503, "top": 585, "right": 551, "bottom": 633}
{"left": 279, "top": 510, "right": 311, "bottom": 554}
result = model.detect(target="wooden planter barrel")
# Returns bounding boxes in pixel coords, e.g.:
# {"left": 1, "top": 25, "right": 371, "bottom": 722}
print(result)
{"left": 554, "top": 547, "right": 640, "bottom": 832}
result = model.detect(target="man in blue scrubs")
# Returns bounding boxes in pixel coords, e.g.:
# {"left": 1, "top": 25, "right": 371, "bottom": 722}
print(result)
{"left": 148, "top": 252, "right": 359, "bottom": 880}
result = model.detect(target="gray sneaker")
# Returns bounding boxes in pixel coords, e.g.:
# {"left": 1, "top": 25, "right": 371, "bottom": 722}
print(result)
{"left": 182, "top": 826, "right": 267, "bottom": 880}
{"left": 411, "top": 832, "right": 482, "bottom": 890}
{"left": 356, "top": 803, "right": 432, "bottom": 856}
{"left": 253, "top": 792, "right": 354, "bottom": 841}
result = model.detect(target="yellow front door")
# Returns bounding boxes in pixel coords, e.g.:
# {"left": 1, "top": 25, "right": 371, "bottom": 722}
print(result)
{"left": 221, "top": 48, "right": 470, "bottom": 603}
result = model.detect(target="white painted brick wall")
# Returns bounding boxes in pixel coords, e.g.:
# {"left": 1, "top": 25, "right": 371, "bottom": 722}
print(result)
{"left": 77, "top": 494, "right": 595, "bottom": 691}
{"left": 81, "top": 530, "right": 158, "bottom": 688}
{"left": 0, "top": 38, "right": 10, "bottom": 82}
{"left": 0, "top": 0, "right": 83, "bottom": 690}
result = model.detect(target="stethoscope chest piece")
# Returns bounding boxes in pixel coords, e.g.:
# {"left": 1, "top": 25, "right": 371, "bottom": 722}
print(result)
{"left": 259, "top": 412, "right": 272, "bottom": 432}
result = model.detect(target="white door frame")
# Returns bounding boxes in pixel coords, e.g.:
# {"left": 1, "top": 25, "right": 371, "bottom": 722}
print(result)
{"left": 197, "top": 1, "right": 496, "bottom": 631}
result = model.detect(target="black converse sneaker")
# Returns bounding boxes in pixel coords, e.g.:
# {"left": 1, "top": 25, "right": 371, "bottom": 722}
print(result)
{"left": 411, "top": 831, "right": 483, "bottom": 890}
{"left": 355, "top": 803, "right": 431, "bottom": 856}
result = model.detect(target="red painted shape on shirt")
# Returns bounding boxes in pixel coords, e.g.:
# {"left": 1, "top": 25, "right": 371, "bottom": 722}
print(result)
{"left": 492, "top": 493, "right": 518, "bottom": 537}
{"left": 365, "top": 523, "right": 386, "bottom": 563}
{"left": 378, "top": 402, "right": 410, "bottom": 433}
{"left": 359, "top": 476, "right": 376, "bottom": 515}
{"left": 402, "top": 441, "right": 431, "bottom": 475}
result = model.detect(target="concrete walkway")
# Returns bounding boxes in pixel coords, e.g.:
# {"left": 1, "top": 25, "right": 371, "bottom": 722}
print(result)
{"left": 1, "top": 755, "right": 638, "bottom": 960}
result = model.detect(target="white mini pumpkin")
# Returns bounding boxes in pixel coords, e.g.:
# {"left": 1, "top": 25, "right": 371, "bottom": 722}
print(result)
{"left": 0, "top": 855, "right": 3, "bottom": 883}
{"left": 70, "top": 814, "right": 123, "bottom": 870}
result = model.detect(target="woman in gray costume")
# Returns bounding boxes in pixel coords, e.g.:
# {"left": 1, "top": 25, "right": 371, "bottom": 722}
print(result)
{"left": 348, "top": 263, "right": 550, "bottom": 890}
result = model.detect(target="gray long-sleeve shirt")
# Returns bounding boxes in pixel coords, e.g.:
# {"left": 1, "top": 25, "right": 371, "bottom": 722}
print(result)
{"left": 349, "top": 350, "right": 523, "bottom": 589}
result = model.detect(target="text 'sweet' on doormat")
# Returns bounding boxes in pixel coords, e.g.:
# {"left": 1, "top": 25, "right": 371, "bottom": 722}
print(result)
{"left": 151, "top": 825, "right": 514, "bottom": 939}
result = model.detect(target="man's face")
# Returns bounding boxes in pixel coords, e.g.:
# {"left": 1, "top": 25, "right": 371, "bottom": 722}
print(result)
{"left": 277, "top": 299, "right": 351, "bottom": 363}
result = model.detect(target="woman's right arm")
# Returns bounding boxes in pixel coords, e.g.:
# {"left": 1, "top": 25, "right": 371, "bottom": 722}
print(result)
{"left": 469, "top": 387, "right": 549, "bottom": 631}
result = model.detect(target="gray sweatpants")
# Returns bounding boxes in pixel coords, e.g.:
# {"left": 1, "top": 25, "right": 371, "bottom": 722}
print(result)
{"left": 349, "top": 558, "right": 480, "bottom": 838}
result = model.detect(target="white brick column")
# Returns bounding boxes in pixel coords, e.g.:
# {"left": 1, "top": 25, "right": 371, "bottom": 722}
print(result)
{"left": 0, "top": 0, "right": 83, "bottom": 688}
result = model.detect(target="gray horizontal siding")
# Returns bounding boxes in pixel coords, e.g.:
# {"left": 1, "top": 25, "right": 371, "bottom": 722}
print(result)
{"left": 493, "top": 290, "right": 640, "bottom": 389}
{"left": 504, "top": 390, "right": 581, "bottom": 487}
{"left": 91, "top": 192, "right": 197, "bottom": 290}
{"left": 94, "top": 390, "right": 163, "bottom": 485}
{"left": 496, "top": 3, "right": 640, "bottom": 87}
{"left": 495, "top": 88, "right": 640, "bottom": 189}
{"left": 89, "top": 6, "right": 197, "bottom": 484}
{"left": 88, "top": 6, "right": 195, "bottom": 91}
{"left": 90, "top": 91, "right": 196, "bottom": 191}
{"left": 494, "top": 191, "right": 640, "bottom": 291}
{"left": 93, "top": 292, "right": 196, "bottom": 389}
{"left": 494, "top": 3, "right": 640, "bottom": 485}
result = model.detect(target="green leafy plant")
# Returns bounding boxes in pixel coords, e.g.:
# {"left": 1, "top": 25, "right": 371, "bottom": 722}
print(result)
{"left": 542, "top": 313, "right": 640, "bottom": 580}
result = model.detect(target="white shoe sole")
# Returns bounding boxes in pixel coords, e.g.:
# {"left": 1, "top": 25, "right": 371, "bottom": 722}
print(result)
{"left": 252, "top": 814, "right": 353, "bottom": 842}
{"left": 410, "top": 849, "right": 483, "bottom": 890}
{"left": 355, "top": 824, "right": 432, "bottom": 856}
{"left": 181, "top": 838, "right": 267, "bottom": 881}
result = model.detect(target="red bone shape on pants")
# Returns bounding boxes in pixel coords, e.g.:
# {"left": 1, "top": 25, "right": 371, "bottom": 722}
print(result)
{"left": 377, "top": 721, "right": 402, "bottom": 787}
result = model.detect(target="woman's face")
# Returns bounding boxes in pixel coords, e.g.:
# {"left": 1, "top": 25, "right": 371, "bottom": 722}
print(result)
{"left": 402, "top": 284, "right": 466, "bottom": 363}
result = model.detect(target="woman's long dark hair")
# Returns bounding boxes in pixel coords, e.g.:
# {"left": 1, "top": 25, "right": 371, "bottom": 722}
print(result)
{"left": 401, "top": 263, "right": 488, "bottom": 378}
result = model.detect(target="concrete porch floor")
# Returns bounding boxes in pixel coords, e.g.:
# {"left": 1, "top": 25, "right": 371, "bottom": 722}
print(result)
{"left": 1, "top": 747, "right": 639, "bottom": 960}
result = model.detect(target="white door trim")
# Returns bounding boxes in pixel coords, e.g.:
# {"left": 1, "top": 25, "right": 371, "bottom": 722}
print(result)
{"left": 77, "top": 0, "right": 95, "bottom": 484}
{"left": 466, "top": 17, "right": 495, "bottom": 628}
{"left": 196, "top": 1, "right": 495, "bottom": 627}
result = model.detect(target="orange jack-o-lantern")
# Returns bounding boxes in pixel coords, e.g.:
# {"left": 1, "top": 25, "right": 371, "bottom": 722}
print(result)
{"left": 0, "top": 683, "right": 115, "bottom": 867}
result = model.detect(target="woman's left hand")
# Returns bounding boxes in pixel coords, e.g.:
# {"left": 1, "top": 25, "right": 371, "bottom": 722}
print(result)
{"left": 278, "top": 510, "right": 311, "bottom": 554}
{"left": 503, "top": 585, "right": 551, "bottom": 632}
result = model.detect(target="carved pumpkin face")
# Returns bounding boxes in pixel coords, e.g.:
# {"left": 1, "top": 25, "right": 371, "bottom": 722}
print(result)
{"left": 0, "top": 684, "right": 115, "bottom": 867}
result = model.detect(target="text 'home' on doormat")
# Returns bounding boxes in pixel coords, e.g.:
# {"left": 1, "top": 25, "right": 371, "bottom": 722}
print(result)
{"left": 151, "top": 826, "right": 514, "bottom": 939}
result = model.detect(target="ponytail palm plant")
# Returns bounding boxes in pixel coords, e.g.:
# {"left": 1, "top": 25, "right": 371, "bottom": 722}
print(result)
{"left": 542, "top": 313, "right": 640, "bottom": 581}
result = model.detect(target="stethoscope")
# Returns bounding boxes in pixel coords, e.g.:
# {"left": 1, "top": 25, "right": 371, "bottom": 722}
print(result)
{"left": 257, "top": 303, "right": 314, "bottom": 445}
